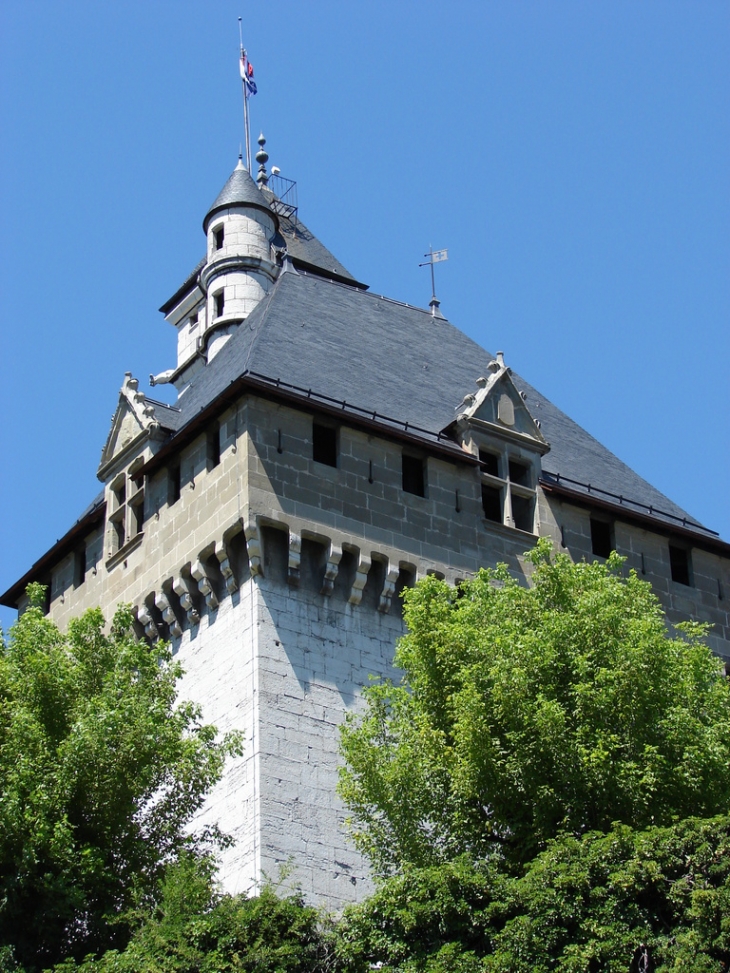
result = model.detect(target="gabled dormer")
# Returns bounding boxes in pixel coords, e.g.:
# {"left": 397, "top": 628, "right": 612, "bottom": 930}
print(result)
{"left": 450, "top": 353, "right": 550, "bottom": 534}
{"left": 98, "top": 373, "right": 170, "bottom": 566}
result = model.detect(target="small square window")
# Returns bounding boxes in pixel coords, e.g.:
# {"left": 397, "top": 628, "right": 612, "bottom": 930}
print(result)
{"left": 402, "top": 454, "right": 425, "bottom": 497}
{"left": 214, "top": 226, "right": 224, "bottom": 250}
{"left": 214, "top": 291, "right": 225, "bottom": 318}
{"left": 479, "top": 450, "right": 500, "bottom": 477}
{"left": 482, "top": 484, "right": 502, "bottom": 522}
{"left": 590, "top": 519, "right": 613, "bottom": 559}
{"left": 669, "top": 545, "right": 692, "bottom": 586}
{"left": 508, "top": 459, "right": 531, "bottom": 487}
{"left": 313, "top": 423, "right": 337, "bottom": 467}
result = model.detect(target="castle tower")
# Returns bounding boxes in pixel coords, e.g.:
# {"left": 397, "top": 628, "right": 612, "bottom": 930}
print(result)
{"left": 3, "top": 146, "right": 729, "bottom": 909}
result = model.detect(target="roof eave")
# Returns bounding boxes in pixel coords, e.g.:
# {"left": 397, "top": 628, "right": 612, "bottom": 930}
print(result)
{"left": 540, "top": 478, "right": 730, "bottom": 556}
{"left": 135, "top": 372, "right": 478, "bottom": 480}
{"left": 0, "top": 500, "right": 107, "bottom": 609}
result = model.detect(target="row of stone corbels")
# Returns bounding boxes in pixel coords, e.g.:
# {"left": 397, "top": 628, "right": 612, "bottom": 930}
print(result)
{"left": 132, "top": 515, "right": 454, "bottom": 642}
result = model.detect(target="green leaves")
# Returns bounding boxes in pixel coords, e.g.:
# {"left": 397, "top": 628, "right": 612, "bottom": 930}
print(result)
{"left": 339, "top": 540, "right": 730, "bottom": 874}
{"left": 334, "top": 817, "right": 730, "bottom": 972}
{"left": 0, "top": 596, "right": 241, "bottom": 970}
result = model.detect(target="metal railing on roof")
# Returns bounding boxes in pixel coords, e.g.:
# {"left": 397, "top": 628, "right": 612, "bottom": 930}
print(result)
{"left": 541, "top": 471, "right": 718, "bottom": 536}
{"left": 268, "top": 173, "right": 298, "bottom": 224}
{"left": 246, "top": 370, "right": 460, "bottom": 448}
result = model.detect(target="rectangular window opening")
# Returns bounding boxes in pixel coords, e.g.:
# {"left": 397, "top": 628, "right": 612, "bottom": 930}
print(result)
{"left": 113, "top": 480, "right": 126, "bottom": 510}
{"left": 214, "top": 226, "right": 224, "bottom": 250}
{"left": 479, "top": 450, "right": 500, "bottom": 478}
{"left": 481, "top": 484, "right": 502, "bottom": 523}
{"left": 669, "top": 545, "right": 692, "bottom": 586}
{"left": 511, "top": 493, "right": 534, "bottom": 533}
{"left": 207, "top": 424, "right": 221, "bottom": 470}
{"left": 590, "top": 519, "right": 613, "bottom": 559}
{"left": 214, "top": 291, "right": 225, "bottom": 318}
{"left": 508, "top": 459, "right": 531, "bottom": 487}
{"left": 168, "top": 464, "right": 181, "bottom": 506}
{"left": 112, "top": 517, "right": 125, "bottom": 551}
{"left": 73, "top": 548, "right": 86, "bottom": 588}
{"left": 402, "top": 454, "right": 425, "bottom": 497}
{"left": 130, "top": 498, "right": 145, "bottom": 536}
{"left": 313, "top": 423, "right": 337, "bottom": 467}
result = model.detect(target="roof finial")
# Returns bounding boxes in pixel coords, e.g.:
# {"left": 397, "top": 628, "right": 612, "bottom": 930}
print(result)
{"left": 256, "top": 132, "right": 269, "bottom": 187}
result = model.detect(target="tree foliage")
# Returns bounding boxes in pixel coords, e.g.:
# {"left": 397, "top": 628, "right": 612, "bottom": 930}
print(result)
{"left": 339, "top": 540, "right": 730, "bottom": 874}
{"left": 334, "top": 815, "right": 730, "bottom": 972}
{"left": 54, "top": 856, "right": 331, "bottom": 973}
{"left": 0, "top": 587, "right": 241, "bottom": 970}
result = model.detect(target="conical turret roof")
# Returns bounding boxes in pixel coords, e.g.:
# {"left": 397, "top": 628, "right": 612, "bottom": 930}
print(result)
{"left": 203, "top": 158, "right": 276, "bottom": 232}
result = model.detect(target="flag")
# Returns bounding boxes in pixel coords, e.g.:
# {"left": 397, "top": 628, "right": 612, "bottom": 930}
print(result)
{"left": 239, "top": 53, "right": 257, "bottom": 96}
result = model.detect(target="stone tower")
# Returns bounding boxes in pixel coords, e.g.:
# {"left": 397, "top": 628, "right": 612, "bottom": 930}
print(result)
{"left": 3, "top": 154, "right": 729, "bottom": 908}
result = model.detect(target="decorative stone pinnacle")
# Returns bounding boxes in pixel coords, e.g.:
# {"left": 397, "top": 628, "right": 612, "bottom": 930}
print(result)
{"left": 256, "top": 132, "right": 269, "bottom": 187}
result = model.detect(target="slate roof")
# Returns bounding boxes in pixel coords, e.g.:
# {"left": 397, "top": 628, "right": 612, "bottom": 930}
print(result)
{"left": 272, "top": 208, "right": 364, "bottom": 288}
{"left": 203, "top": 160, "right": 274, "bottom": 231}
{"left": 165, "top": 269, "right": 717, "bottom": 540}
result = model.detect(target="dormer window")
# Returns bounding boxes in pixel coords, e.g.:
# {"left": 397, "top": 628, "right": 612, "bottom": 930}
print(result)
{"left": 479, "top": 449, "right": 500, "bottom": 477}
{"left": 214, "top": 226, "right": 224, "bottom": 250}
{"left": 508, "top": 459, "right": 531, "bottom": 487}
{"left": 107, "top": 468, "right": 145, "bottom": 562}
{"left": 476, "top": 447, "right": 538, "bottom": 534}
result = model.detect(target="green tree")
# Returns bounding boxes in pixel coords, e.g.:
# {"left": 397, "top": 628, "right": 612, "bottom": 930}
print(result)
{"left": 55, "top": 857, "right": 331, "bottom": 973}
{"left": 0, "top": 586, "right": 241, "bottom": 971}
{"left": 339, "top": 540, "right": 730, "bottom": 874}
{"left": 333, "top": 816, "right": 730, "bottom": 972}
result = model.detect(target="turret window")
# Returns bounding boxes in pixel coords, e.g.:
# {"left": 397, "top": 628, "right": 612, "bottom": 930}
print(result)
{"left": 214, "top": 226, "right": 224, "bottom": 250}
{"left": 214, "top": 291, "right": 225, "bottom": 318}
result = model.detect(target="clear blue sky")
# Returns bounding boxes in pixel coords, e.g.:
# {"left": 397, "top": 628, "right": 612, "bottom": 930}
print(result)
{"left": 1, "top": 1, "right": 728, "bottom": 631}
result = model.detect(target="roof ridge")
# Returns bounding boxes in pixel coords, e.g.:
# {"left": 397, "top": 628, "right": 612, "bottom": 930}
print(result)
{"left": 240, "top": 272, "right": 285, "bottom": 374}
{"left": 296, "top": 268, "right": 444, "bottom": 317}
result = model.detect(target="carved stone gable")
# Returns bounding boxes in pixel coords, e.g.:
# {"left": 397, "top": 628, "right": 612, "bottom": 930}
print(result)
{"left": 98, "top": 372, "right": 160, "bottom": 479}
{"left": 455, "top": 354, "right": 547, "bottom": 448}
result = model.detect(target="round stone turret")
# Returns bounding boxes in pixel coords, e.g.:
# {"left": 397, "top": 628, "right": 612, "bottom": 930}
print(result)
{"left": 199, "top": 156, "right": 279, "bottom": 359}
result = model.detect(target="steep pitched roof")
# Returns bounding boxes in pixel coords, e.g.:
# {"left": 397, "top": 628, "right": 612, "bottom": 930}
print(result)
{"left": 273, "top": 210, "right": 365, "bottom": 288}
{"left": 163, "top": 270, "right": 716, "bottom": 540}
{"left": 203, "top": 160, "right": 276, "bottom": 232}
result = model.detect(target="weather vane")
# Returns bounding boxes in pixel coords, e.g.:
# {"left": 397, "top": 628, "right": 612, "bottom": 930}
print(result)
{"left": 419, "top": 247, "right": 448, "bottom": 316}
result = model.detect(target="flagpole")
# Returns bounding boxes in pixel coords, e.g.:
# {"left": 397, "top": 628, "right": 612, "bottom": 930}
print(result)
{"left": 238, "top": 17, "right": 251, "bottom": 171}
